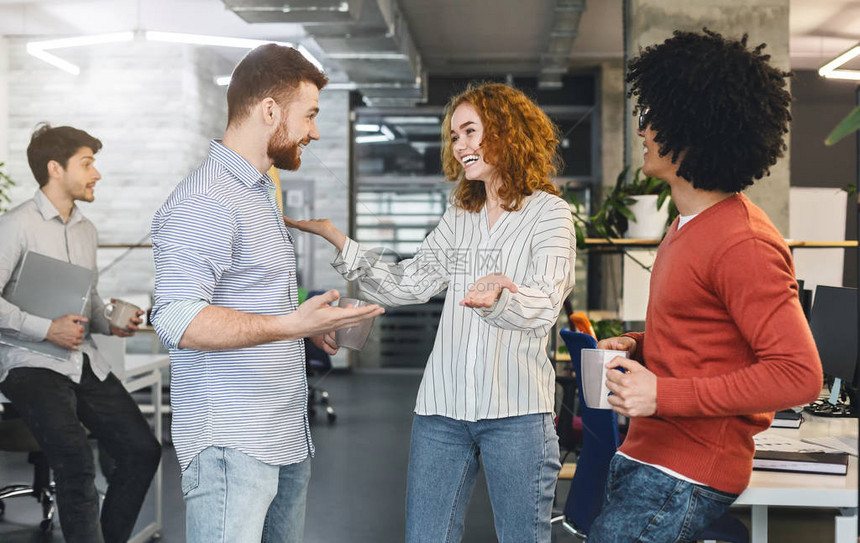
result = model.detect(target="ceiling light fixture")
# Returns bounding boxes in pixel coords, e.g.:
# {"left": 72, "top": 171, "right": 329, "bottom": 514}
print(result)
{"left": 214, "top": 77, "right": 355, "bottom": 88}
{"left": 26, "top": 32, "right": 135, "bottom": 75}
{"left": 819, "top": 44, "right": 860, "bottom": 81}
{"left": 27, "top": 31, "right": 321, "bottom": 77}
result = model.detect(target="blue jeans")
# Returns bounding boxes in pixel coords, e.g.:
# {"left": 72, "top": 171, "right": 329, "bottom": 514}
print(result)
{"left": 588, "top": 454, "right": 739, "bottom": 543}
{"left": 406, "top": 413, "right": 560, "bottom": 543}
{"left": 181, "top": 446, "right": 311, "bottom": 543}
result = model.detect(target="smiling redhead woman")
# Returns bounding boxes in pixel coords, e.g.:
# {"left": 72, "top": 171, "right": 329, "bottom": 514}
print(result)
{"left": 284, "top": 82, "right": 576, "bottom": 543}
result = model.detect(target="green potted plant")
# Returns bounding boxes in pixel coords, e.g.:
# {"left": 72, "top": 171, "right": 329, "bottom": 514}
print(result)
{"left": 826, "top": 105, "right": 859, "bottom": 198}
{"left": 0, "top": 162, "right": 15, "bottom": 213}
{"left": 567, "top": 166, "right": 676, "bottom": 245}
{"left": 826, "top": 105, "right": 860, "bottom": 146}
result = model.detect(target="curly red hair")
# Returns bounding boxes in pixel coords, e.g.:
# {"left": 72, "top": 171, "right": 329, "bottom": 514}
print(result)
{"left": 441, "top": 83, "right": 561, "bottom": 213}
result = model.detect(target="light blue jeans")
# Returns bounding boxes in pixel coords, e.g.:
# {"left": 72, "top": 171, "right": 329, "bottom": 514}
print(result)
{"left": 181, "top": 446, "right": 311, "bottom": 543}
{"left": 406, "top": 413, "right": 561, "bottom": 543}
{"left": 588, "top": 454, "right": 739, "bottom": 542}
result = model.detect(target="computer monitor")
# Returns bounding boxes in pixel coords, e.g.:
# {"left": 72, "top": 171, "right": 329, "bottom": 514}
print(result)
{"left": 806, "top": 285, "right": 859, "bottom": 416}
{"left": 809, "top": 286, "right": 858, "bottom": 385}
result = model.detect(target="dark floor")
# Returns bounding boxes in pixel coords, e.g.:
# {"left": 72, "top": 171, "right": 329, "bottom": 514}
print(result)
{"left": 0, "top": 370, "right": 842, "bottom": 542}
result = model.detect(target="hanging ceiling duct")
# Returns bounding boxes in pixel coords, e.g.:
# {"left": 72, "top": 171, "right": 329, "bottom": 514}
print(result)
{"left": 222, "top": 0, "right": 363, "bottom": 24}
{"left": 221, "top": 0, "right": 426, "bottom": 106}
{"left": 539, "top": 0, "right": 586, "bottom": 89}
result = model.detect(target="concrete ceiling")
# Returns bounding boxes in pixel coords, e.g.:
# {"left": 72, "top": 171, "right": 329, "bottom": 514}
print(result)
{"left": 0, "top": 0, "right": 857, "bottom": 80}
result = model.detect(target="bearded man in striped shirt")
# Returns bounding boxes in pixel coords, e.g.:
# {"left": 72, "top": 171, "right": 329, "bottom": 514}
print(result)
{"left": 150, "top": 45, "right": 383, "bottom": 543}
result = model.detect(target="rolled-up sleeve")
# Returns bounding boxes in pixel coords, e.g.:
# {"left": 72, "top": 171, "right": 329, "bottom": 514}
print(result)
{"left": 151, "top": 195, "right": 236, "bottom": 349}
{"left": 331, "top": 208, "right": 454, "bottom": 307}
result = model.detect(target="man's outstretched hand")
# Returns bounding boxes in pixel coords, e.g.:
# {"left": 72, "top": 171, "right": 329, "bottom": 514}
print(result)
{"left": 292, "top": 290, "right": 384, "bottom": 339}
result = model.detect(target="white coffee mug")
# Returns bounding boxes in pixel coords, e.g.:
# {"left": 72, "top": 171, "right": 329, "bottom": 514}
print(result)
{"left": 103, "top": 299, "right": 141, "bottom": 330}
{"left": 580, "top": 348, "right": 628, "bottom": 409}
{"left": 334, "top": 297, "right": 376, "bottom": 350}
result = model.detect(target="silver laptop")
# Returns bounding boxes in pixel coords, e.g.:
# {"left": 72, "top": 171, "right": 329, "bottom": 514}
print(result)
{"left": 0, "top": 251, "right": 95, "bottom": 361}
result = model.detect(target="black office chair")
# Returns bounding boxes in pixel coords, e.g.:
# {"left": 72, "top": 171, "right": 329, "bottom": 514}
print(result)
{"left": 0, "top": 403, "right": 56, "bottom": 533}
{"left": 305, "top": 338, "right": 337, "bottom": 423}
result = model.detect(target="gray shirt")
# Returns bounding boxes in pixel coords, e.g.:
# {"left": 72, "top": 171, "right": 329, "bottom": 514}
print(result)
{"left": 0, "top": 189, "right": 112, "bottom": 383}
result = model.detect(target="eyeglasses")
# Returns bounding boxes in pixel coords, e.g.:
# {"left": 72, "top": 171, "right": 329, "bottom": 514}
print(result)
{"left": 638, "top": 108, "right": 650, "bottom": 131}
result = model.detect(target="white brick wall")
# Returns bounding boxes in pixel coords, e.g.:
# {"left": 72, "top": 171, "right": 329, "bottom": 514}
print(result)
{"left": 2, "top": 38, "right": 231, "bottom": 305}
{"left": 1, "top": 39, "right": 353, "bottom": 363}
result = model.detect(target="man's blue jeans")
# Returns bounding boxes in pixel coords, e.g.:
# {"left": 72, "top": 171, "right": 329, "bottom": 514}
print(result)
{"left": 405, "top": 413, "right": 561, "bottom": 543}
{"left": 181, "top": 446, "right": 311, "bottom": 543}
{"left": 588, "top": 454, "right": 739, "bottom": 543}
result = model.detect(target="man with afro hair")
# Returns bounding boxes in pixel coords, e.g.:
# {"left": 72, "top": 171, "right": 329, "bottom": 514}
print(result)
{"left": 586, "top": 29, "right": 823, "bottom": 541}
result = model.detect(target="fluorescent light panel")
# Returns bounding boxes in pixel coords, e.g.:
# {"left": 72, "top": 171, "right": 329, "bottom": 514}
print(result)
{"left": 819, "top": 44, "right": 860, "bottom": 81}
{"left": 355, "top": 134, "right": 390, "bottom": 144}
{"left": 26, "top": 44, "right": 81, "bottom": 75}
{"left": 27, "top": 32, "right": 322, "bottom": 79}
{"left": 26, "top": 31, "right": 136, "bottom": 76}
{"left": 31, "top": 32, "right": 135, "bottom": 50}
{"left": 144, "top": 31, "right": 290, "bottom": 49}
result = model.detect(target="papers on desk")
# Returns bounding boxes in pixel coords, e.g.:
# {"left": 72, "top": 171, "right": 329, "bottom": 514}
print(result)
{"left": 801, "top": 436, "right": 859, "bottom": 457}
{"left": 754, "top": 434, "right": 828, "bottom": 453}
{"left": 753, "top": 434, "right": 849, "bottom": 475}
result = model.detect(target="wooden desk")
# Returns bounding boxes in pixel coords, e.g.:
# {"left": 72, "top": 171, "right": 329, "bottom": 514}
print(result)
{"left": 735, "top": 415, "right": 858, "bottom": 543}
{"left": 119, "top": 354, "right": 170, "bottom": 543}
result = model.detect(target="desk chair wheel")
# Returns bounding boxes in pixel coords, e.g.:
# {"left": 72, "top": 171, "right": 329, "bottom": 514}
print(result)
{"left": 309, "top": 405, "right": 337, "bottom": 424}
{"left": 320, "top": 391, "right": 330, "bottom": 404}
{"left": 39, "top": 484, "right": 56, "bottom": 532}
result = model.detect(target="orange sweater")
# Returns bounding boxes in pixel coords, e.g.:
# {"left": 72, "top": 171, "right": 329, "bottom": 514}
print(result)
{"left": 620, "top": 194, "right": 822, "bottom": 494}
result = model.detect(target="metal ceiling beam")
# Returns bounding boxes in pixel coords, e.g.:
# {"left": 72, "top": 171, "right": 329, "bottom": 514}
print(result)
{"left": 220, "top": 0, "right": 425, "bottom": 105}
{"left": 539, "top": 0, "right": 586, "bottom": 89}
{"left": 223, "top": 0, "right": 363, "bottom": 24}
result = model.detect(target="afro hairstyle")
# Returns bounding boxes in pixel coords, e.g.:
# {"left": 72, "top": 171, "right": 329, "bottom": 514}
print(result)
{"left": 626, "top": 28, "right": 792, "bottom": 193}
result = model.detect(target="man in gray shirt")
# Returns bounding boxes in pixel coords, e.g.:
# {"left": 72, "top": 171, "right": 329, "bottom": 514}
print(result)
{"left": 0, "top": 124, "right": 160, "bottom": 543}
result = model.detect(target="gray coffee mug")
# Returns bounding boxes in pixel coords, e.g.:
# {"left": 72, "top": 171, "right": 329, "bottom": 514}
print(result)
{"left": 103, "top": 299, "right": 141, "bottom": 330}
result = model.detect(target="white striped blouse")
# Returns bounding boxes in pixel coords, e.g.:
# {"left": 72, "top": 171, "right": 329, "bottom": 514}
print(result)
{"left": 332, "top": 190, "right": 576, "bottom": 421}
{"left": 150, "top": 140, "right": 311, "bottom": 470}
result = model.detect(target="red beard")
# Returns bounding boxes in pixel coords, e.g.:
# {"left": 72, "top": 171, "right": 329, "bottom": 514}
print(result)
{"left": 268, "top": 123, "right": 301, "bottom": 171}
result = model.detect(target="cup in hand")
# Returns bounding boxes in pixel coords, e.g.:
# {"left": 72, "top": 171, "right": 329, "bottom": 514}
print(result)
{"left": 580, "top": 348, "right": 628, "bottom": 409}
{"left": 334, "top": 297, "right": 376, "bottom": 350}
{"left": 103, "top": 299, "right": 141, "bottom": 330}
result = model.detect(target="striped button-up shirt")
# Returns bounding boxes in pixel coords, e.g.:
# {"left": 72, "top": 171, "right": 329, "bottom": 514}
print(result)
{"left": 333, "top": 190, "right": 576, "bottom": 420}
{"left": 151, "top": 140, "right": 311, "bottom": 470}
{"left": 0, "top": 190, "right": 112, "bottom": 383}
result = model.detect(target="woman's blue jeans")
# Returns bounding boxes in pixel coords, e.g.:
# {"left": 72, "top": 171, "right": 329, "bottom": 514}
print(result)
{"left": 588, "top": 454, "right": 739, "bottom": 543}
{"left": 405, "top": 413, "right": 561, "bottom": 543}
